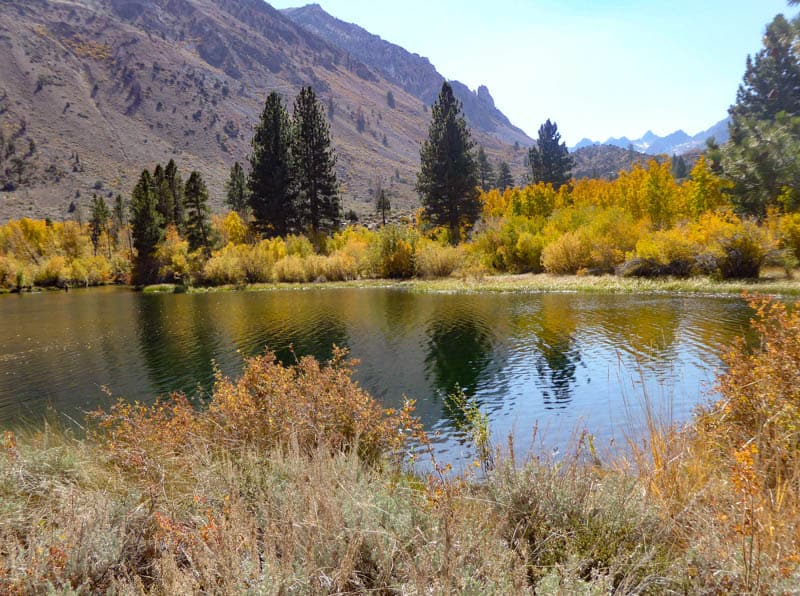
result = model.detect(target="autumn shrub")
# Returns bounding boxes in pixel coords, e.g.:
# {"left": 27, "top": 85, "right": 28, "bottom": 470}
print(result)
{"left": 156, "top": 226, "right": 193, "bottom": 283}
{"left": 632, "top": 228, "right": 697, "bottom": 276}
{"left": 689, "top": 211, "right": 769, "bottom": 279}
{"left": 778, "top": 212, "right": 800, "bottom": 261}
{"left": 285, "top": 234, "right": 315, "bottom": 258}
{"left": 414, "top": 238, "right": 466, "bottom": 278}
{"left": 34, "top": 255, "right": 69, "bottom": 286}
{"left": 90, "top": 348, "right": 419, "bottom": 471}
{"left": 273, "top": 254, "right": 310, "bottom": 283}
{"left": 202, "top": 243, "right": 247, "bottom": 285}
{"left": 472, "top": 216, "right": 545, "bottom": 273}
{"left": 0, "top": 256, "right": 19, "bottom": 288}
{"left": 541, "top": 231, "right": 591, "bottom": 274}
{"left": 368, "top": 224, "right": 417, "bottom": 278}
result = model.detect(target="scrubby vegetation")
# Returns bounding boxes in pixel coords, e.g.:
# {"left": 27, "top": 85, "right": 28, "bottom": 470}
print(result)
{"left": 4, "top": 158, "right": 800, "bottom": 291}
{"left": 1, "top": 295, "right": 800, "bottom": 592}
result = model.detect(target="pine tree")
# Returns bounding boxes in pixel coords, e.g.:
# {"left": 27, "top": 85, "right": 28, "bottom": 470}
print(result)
{"left": 153, "top": 163, "right": 174, "bottom": 227}
{"left": 225, "top": 161, "right": 249, "bottom": 218}
{"left": 721, "top": 13, "right": 800, "bottom": 216}
{"left": 184, "top": 171, "right": 213, "bottom": 254}
{"left": 88, "top": 194, "right": 111, "bottom": 257}
{"left": 386, "top": 90, "right": 396, "bottom": 109}
{"left": 248, "top": 91, "right": 296, "bottom": 236}
{"left": 375, "top": 186, "right": 391, "bottom": 226}
{"left": 130, "top": 169, "right": 163, "bottom": 285}
{"left": 496, "top": 161, "right": 514, "bottom": 190}
{"left": 164, "top": 159, "right": 185, "bottom": 229}
{"left": 730, "top": 14, "right": 800, "bottom": 125}
{"left": 292, "top": 86, "right": 340, "bottom": 234}
{"left": 416, "top": 81, "right": 480, "bottom": 243}
{"left": 113, "top": 194, "right": 132, "bottom": 253}
{"left": 671, "top": 154, "right": 689, "bottom": 179}
{"left": 528, "top": 119, "right": 574, "bottom": 190}
{"left": 477, "top": 146, "right": 495, "bottom": 191}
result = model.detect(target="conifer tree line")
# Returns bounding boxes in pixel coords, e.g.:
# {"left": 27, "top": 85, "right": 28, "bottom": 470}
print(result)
{"left": 128, "top": 160, "right": 214, "bottom": 284}
{"left": 416, "top": 81, "right": 574, "bottom": 242}
{"left": 126, "top": 86, "right": 339, "bottom": 285}
{"left": 246, "top": 86, "right": 340, "bottom": 237}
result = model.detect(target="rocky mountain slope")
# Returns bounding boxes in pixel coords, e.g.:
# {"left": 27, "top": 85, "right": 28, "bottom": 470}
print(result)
{"left": 571, "top": 118, "right": 730, "bottom": 156}
{"left": 282, "top": 3, "right": 533, "bottom": 148}
{"left": 0, "top": 0, "right": 528, "bottom": 222}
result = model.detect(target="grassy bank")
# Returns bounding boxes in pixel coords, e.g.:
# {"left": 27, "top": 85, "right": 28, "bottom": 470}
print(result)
{"left": 2, "top": 296, "right": 800, "bottom": 593}
{"left": 142, "top": 268, "right": 800, "bottom": 297}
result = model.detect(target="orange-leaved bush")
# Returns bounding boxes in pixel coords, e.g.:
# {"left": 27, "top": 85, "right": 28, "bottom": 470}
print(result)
{"left": 90, "top": 347, "right": 423, "bottom": 472}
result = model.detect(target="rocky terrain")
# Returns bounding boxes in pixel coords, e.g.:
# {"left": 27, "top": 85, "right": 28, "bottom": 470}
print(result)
{"left": 0, "top": 0, "right": 529, "bottom": 222}
{"left": 282, "top": 3, "right": 533, "bottom": 148}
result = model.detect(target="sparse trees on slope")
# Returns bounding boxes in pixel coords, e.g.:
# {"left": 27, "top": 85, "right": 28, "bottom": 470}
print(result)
{"left": 292, "top": 86, "right": 340, "bottom": 234}
{"left": 184, "top": 171, "right": 214, "bottom": 254}
{"left": 130, "top": 169, "right": 163, "bottom": 285}
{"left": 528, "top": 119, "right": 574, "bottom": 190}
{"left": 416, "top": 81, "right": 480, "bottom": 243}
{"left": 248, "top": 92, "right": 296, "bottom": 237}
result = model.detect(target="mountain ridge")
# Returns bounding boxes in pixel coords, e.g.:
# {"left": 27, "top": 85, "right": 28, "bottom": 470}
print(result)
{"left": 281, "top": 3, "right": 533, "bottom": 147}
{"left": 571, "top": 118, "right": 730, "bottom": 156}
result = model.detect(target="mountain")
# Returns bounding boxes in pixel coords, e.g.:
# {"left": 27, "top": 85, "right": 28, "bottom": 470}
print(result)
{"left": 281, "top": 3, "right": 533, "bottom": 147}
{"left": 0, "top": 0, "right": 527, "bottom": 222}
{"left": 571, "top": 145, "right": 667, "bottom": 180}
{"left": 570, "top": 118, "right": 731, "bottom": 156}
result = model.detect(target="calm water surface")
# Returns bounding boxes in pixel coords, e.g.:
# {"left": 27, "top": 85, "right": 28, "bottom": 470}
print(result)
{"left": 0, "top": 287, "right": 753, "bottom": 460}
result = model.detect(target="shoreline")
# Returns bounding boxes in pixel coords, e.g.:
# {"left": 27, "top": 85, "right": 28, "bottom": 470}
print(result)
{"left": 141, "top": 269, "right": 800, "bottom": 297}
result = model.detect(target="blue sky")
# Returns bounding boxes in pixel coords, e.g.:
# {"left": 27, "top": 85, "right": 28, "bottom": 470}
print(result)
{"left": 268, "top": 0, "right": 796, "bottom": 145}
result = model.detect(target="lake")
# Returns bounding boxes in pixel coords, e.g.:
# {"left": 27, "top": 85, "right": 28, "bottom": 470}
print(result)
{"left": 0, "top": 286, "right": 753, "bottom": 461}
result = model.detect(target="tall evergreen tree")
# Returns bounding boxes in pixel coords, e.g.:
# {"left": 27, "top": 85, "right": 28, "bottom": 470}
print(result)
{"left": 375, "top": 186, "right": 391, "bottom": 226}
{"left": 164, "top": 159, "right": 185, "bottom": 230}
{"left": 113, "top": 194, "right": 132, "bottom": 253}
{"left": 477, "top": 146, "right": 495, "bottom": 191}
{"left": 225, "top": 161, "right": 249, "bottom": 218}
{"left": 88, "top": 194, "right": 111, "bottom": 257}
{"left": 248, "top": 92, "right": 296, "bottom": 236}
{"left": 671, "top": 154, "right": 689, "bottom": 179}
{"left": 129, "top": 169, "right": 163, "bottom": 285}
{"left": 292, "top": 86, "right": 340, "bottom": 234}
{"left": 721, "top": 13, "right": 800, "bottom": 216}
{"left": 184, "top": 171, "right": 213, "bottom": 254}
{"left": 730, "top": 14, "right": 800, "bottom": 126}
{"left": 528, "top": 119, "right": 574, "bottom": 190}
{"left": 416, "top": 81, "right": 480, "bottom": 243}
{"left": 496, "top": 161, "right": 514, "bottom": 190}
{"left": 153, "top": 163, "right": 173, "bottom": 227}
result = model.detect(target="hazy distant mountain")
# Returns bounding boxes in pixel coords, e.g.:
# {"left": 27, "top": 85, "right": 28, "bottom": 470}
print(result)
{"left": 282, "top": 3, "right": 533, "bottom": 147}
{"left": 571, "top": 118, "right": 731, "bottom": 156}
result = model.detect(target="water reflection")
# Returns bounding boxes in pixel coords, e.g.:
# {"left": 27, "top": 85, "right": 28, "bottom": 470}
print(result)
{"left": 424, "top": 303, "right": 495, "bottom": 425}
{"left": 0, "top": 288, "right": 755, "bottom": 455}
